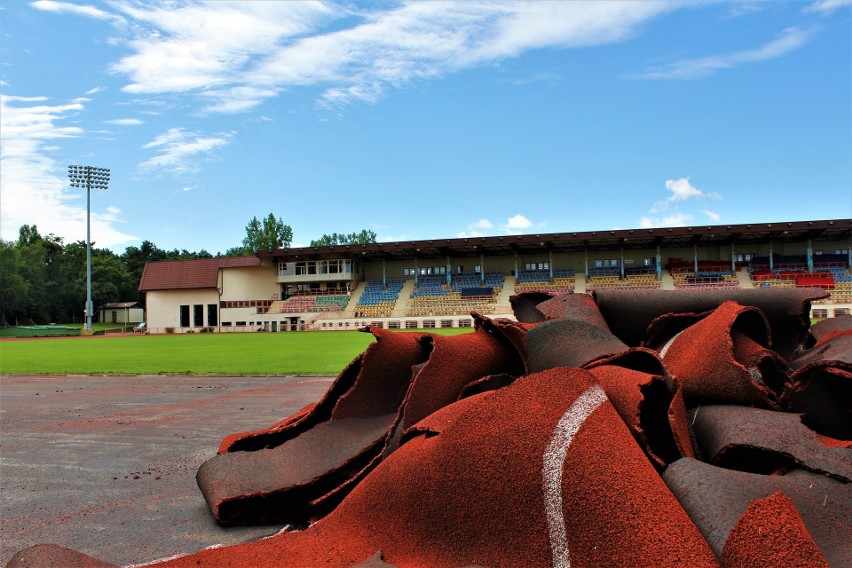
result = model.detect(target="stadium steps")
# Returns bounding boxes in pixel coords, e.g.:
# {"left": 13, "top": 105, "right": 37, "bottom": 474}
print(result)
{"left": 390, "top": 279, "right": 417, "bottom": 317}
{"left": 490, "top": 277, "right": 516, "bottom": 316}
{"left": 268, "top": 300, "right": 286, "bottom": 313}
{"left": 737, "top": 267, "right": 755, "bottom": 288}
{"left": 660, "top": 270, "right": 675, "bottom": 290}
{"left": 341, "top": 285, "right": 365, "bottom": 318}
{"left": 575, "top": 273, "right": 588, "bottom": 293}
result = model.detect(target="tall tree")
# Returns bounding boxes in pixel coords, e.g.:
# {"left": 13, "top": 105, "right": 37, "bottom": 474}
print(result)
{"left": 0, "top": 241, "right": 29, "bottom": 324}
{"left": 242, "top": 213, "right": 293, "bottom": 252}
{"left": 310, "top": 229, "right": 377, "bottom": 247}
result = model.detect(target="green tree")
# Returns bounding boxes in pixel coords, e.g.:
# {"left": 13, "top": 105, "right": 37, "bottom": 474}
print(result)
{"left": 0, "top": 240, "right": 29, "bottom": 324}
{"left": 310, "top": 229, "right": 377, "bottom": 247}
{"left": 122, "top": 241, "right": 165, "bottom": 277}
{"left": 17, "top": 224, "right": 41, "bottom": 246}
{"left": 242, "top": 213, "right": 293, "bottom": 252}
{"left": 91, "top": 249, "right": 134, "bottom": 308}
{"left": 219, "top": 246, "right": 249, "bottom": 257}
{"left": 52, "top": 241, "right": 88, "bottom": 322}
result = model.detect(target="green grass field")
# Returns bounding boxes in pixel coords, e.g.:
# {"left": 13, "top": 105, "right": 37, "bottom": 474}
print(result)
{"left": 0, "top": 328, "right": 472, "bottom": 376}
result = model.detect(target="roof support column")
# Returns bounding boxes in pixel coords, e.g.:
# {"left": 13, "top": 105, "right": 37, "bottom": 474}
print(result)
{"left": 620, "top": 248, "right": 625, "bottom": 280}
{"left": 549, "top": 250, "right": 554, "bottom": 280}
{"left": 382, "top": 260, "right": 387, "bottom": 289}
{"left": 807, "top": 239, "right": 814, "bottom": 273}
{"left": 693, "top": 244, "right": 699, "bottom": 274}
{"left": 446, "top": 255, "right": 451, "bottom": 285}
{"left": 414, "top": 257, "right": 418, "bottom": 286}
{"left": 655, "top": 246, "right": 662, "bottom": 280}
{"left": 731, "top": 243, "right": 736, "bottom": 275}
{"left": 769, "top": 240, "right": 774, "bottom": 272}
{"left": 584, "top": 247, "right": 589, "bottom": 279}
{"left": 513, "top": 252, "right": 519, "bottom": 279}
{"left": 480, "top": 252, "right": 485, "bottom": 284}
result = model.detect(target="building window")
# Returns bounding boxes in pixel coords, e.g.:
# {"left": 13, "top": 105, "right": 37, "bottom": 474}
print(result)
{"left": 643, "top": 257, "right": 653, "bottom": 266}
{"left": 193, "top": 305, "right": 203, "bottom": 327}
{"left": 207, "top": 304, "right": 218, "bottom": 327}
{"left": 179, "top": 305, "right": 190, "bottom": 327}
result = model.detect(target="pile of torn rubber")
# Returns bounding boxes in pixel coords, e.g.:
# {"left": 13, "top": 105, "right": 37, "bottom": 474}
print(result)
{"left": 8, "top": 288, "right": 850, "bottom": 568}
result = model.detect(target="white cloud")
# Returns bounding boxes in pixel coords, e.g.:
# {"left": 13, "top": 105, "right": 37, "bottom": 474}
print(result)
{"left": 651, "top": 177, "right": 721, "bottom": 212}
{"left": 458, "top": 218, "right": 493, "bottom": 238}
{"left": 639, "top": 213, "right": 693, "bottom": 228}
{"left": 806, "top": 0, "right": 852, "bottom": 14}
{"left": 139, "top": 127, "right": 233, "bottom": 176}
{"left": 0, "top": 95, "right": 137, "bottom": 247}
{"left": 458, "top": 214, "right": 541, "bottom": 237}
{"left": 105, "top": 118, "right": 143, "bottom": 126}
{"left": 53, "top": 1, "right": 674, "bottom": 112}
{"left": 32, "top": 0, "right": 114, "bottom": 21}
{"left": 503, "top": 214, "right": 533, "bottom": 232}
{"left": 634, "top": 27, "right": 813, "bottom": 80}
{"left": 641, "top": 178, "right": 724, "bottom": 229}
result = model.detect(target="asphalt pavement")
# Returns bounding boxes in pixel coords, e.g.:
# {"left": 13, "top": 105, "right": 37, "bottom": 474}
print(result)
{"left": 0, "top": 374, "right": 333, "bottom": 567}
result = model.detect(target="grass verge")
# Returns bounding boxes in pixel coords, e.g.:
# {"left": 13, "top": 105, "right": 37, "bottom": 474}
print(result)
{"left": 0, "top": 328, "right": 471, "bottom": 376}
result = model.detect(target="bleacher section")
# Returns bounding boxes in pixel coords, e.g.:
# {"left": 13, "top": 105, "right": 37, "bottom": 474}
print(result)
{"left": 586, "top": 267, "right": 661, "bottom": 290}
{"left": 666, "top": 260, "right": 738, "bottom": 289}
{"left": 278, "top": 294, "right": 352, "bottom": 314}
{"left": 749, "top": 257, "right": 850, "bottom": 291}
{"left": 407, "top": 272, "right": 505, "bottom": 316}
{"left": 355, "top": 279, "right": 404, "bottom": 318}
{"left": 514, "top": 269, "right": 575, "bottom": 294}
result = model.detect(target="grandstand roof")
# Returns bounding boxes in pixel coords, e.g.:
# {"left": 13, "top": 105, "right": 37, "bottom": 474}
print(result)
{"left": 138, "top": 256, "right": 261, "bottom": 291}
{"left": 258, "top": 219, "right": 851, "bottom": 262}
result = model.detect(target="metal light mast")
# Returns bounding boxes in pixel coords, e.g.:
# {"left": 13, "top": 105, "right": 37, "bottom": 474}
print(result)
{"left": 68, "top": 165, "right": 110, "bottom": 332}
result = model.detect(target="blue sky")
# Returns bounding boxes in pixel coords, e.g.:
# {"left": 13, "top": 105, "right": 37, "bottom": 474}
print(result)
{"left": 1, "top": 0, "right": 850, "bottom": 254}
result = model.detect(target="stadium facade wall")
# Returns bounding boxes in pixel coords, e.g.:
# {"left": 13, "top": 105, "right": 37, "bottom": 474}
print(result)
{"left": 140, "top": 227, "right": 852, "bottom": 334}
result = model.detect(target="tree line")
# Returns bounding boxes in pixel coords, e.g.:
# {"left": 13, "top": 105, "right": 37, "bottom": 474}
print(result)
{"left": 0, "top": 214, "right": 376, "bottom": 325}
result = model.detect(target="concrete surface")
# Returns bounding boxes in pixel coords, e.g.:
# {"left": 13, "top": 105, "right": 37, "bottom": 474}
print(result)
{"left": 0, "top": 374, "right": 333, "bottom": 567}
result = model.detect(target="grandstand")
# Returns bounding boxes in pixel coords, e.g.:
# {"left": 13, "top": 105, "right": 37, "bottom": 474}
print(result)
{"left": 137, "top": 219, "right": 852, "bottom": 332}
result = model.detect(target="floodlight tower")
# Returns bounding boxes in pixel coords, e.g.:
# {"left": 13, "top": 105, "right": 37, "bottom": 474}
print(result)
{"left": 68, "top": 165, "right": 110, "bottom": 332}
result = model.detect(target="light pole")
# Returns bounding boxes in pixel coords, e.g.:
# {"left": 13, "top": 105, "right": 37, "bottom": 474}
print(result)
{"left": 68, "top": 165, "right": 110, "bottom": 332}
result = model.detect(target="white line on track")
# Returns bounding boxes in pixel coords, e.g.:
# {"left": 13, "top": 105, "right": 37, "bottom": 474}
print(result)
{"left": 542, "top": 384, "right": 608, "bottom": 568}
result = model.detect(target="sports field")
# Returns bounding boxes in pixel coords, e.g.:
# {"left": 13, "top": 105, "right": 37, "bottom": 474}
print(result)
{"left": 0, "top": 329, "right": 471, "bottom": 376}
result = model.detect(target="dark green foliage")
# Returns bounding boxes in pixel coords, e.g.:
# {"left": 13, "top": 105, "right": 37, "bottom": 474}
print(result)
{"left": 0, "top": 215, "right": 299, "bottom": 323}
{"left": 242, "top": 213, "right": 293, "bottom": 253}
{"left": 309, "top": 229, "right": 377, "bottom": 247}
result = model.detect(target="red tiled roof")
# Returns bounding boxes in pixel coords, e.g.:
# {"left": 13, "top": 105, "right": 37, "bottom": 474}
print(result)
{"left": 138, "top": 257, "right": 261, "bottom": 291}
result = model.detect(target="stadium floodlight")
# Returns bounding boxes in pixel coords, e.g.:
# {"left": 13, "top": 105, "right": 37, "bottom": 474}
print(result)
{"left": 68, "top": 165, "right": 110, "bottom": 332}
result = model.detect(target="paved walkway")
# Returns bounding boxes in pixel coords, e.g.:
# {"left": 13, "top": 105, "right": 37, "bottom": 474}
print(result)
{"left": 0, "top": 374, "right": 333, "bottom": 567}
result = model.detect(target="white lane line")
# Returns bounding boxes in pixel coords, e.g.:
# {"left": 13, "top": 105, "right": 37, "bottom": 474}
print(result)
{"left": 542, "top": 384, "right": 608, "bottom": 568}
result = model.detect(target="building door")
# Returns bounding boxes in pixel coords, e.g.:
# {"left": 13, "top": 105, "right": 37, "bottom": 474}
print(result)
{"left": 111, "top": 311, "right": 117, "bottom": 323}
